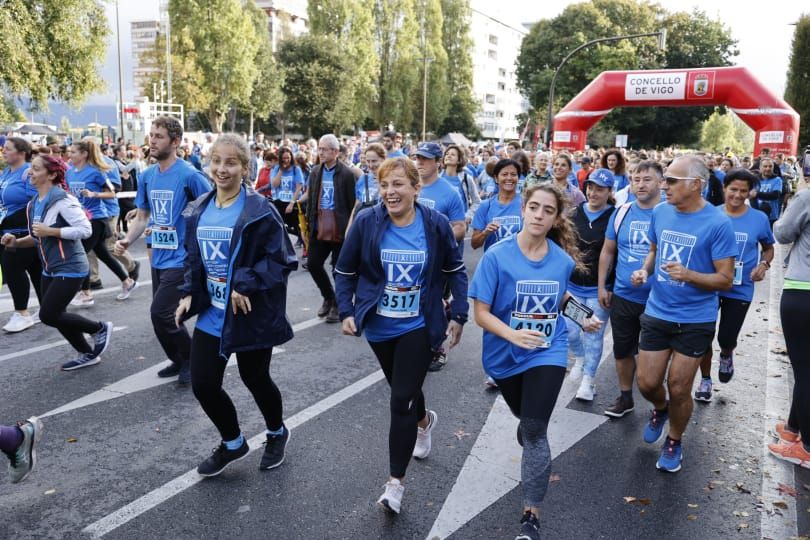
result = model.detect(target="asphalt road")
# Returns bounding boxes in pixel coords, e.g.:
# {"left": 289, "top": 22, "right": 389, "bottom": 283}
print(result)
{"left": 0, "top": 238, "right": 804, "bottom": 540}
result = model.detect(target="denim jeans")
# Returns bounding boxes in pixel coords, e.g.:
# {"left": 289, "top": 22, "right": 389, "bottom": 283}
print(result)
{"left": 565, "top": 294, "right": 610, "bottom": 378}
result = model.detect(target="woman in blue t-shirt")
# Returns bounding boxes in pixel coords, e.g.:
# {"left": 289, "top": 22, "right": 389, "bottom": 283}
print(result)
{"left": 270, "top": 146, "right": 304, "bottom": 243}
{"left": 66, "top": 139, "right": 137, "bottom": 306}
{"left": 347, "top": 142, "right": 384, "bottom": 231}
{"left": 334, "top": 156, "right": 468, "bottom": 515}
{"left": 694, "top": 168, "right": 774, "bottom": 401}
{"left": 601, "top": 149, "right": 629, "bottom": 191}
{"left": 176, "top": 134, "right": 298, "bottom": 478}
{"left": 472, "top": 158, "right": 523, "bottom": 252}
{"left": 469, "top": 183, "right": 602, "bottom": 540}
{"left": 0, "top": 137, "right": 41, "bottom": 333}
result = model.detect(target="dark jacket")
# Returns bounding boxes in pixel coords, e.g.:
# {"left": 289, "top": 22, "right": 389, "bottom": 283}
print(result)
{"left": 180, "top": 187, "right": 298, "bottom": 357}
{"left": 334, "top": 203, "right": 468, "bottom": 350}
{"left": 305, "top": 160, "right": 356, "bottom": 241}
{"left": 26, "top": 188, "right": 92, "bottom": 276}
{"left": 705, "top": 173, "right": 725, "bottom": 206}
{"left": 570, "top": 202, "right": 614, "bottom": 289}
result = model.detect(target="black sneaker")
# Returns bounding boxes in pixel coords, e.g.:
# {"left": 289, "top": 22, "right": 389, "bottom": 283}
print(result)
{"left": 604, "top": 396, "right": 635, "bottom": 418}
{"left": 89, "top": 280, "right": 104, "bottom": 291}
{"left": 427, "top": 349, "right": 447, "bottom": 372}
{"left": 91, "top": 321, "right": 113, "bottom": 359}
{"left": 177, "top": 363, "right": 191, "bottom": 386}
{"left": 325, "top": 303, "right": 340, "bottom": 323}
{"left": 157, "top": 363, "right": 181, "bottom": 378}
{"left": 516, "top": 510, "right": 540, "bottom": 540}
{"left": 260, "top": 428, "right": 290, "bottom": 470}
{"left": 128, "top": 260, "right": 141, "bottom": 281}
{"left": 317, "top": 298, "right": 332, "bottom": 318}
{"left": 197, "top": 440, "right": 250, "bottom": 477}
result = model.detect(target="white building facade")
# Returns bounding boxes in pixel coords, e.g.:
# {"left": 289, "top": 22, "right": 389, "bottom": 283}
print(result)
{"left": 130, "top": 20, "right": 163, "bottom": 100}
{"left": 254, "top": 0, "right": 309, "bottom": 52}
{"left": 470, "top": 3, "right": 530, "bottom": 141}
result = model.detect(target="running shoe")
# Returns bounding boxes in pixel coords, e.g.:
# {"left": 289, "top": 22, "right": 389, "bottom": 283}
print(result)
{"left": 128, "top": 260, "right": 141, "bottom": 281}
{"left": 575, "top": 375, "right": 595, "bottom": 401}
{"left": 643, "top": 408, "right": 669, "bottom": 444}
{"left": 157, "top": 363, "right": 181, "bottom": 378}
{"left": 774, "top": 422, "right": 801, "bottom": 443}
{"left": 116, "top": 280, "right": 139, "bottom": 301}
{"left": 70, "top": 293, "right": 94, "bottom": 308}
{"left": 484, "top": 376, "right": 498, "bottom": 389}
{"left": 377, "top": 479, "right": 405, "bottom": 514}
{"left": 413, "top": 410, "right": 437, "bottom": 459}
{"left": 325, "top": 303, "right": 340, "bottom": 324}
{"left": 694, "top": 377, "right": 713, "bottom": 402}
{"left": 516, "top": 510, "right": 541, "bottom": 540}
{"left": 428, "top": 349, "right": 447, "bottom": 372}
{"left": 3, "top": 312, "right": 35, "bottom": 333}
{"left": 197, "top": 440, "right": 250, "bottom": 477}
{"left": 260, "top": 427, "right": 290, "bottom": 470}
{"left": 31, "top": 311, "right": 40, "bottom": 325}
{"left": 5, "top": 417, "right": 43, "bottom": 484}
{"left": 517, "top": 424, "right": 523, "bottom": 447}
{"left": 718, "top": 354, "right": 734, "bottom": 383}
{"left": 317, "top": 298, "right": 332, "bottom": 318}
{"left": 656, "top": 437, "right": 683, "bottom": 473}
{"left": 768, "top": 440, "right": 810, "bottom": 469}
{"left": 89, "top": 280, "right": 104, "bottom": 291}
{"left": 177, "top": 364, "right": 192, "bottom": 386}
{"left": 91, "top": 322, "right": 113, "bottom": 358}
{"left": 604, "top": 396, "right": 635, "bottom": 418}
{"left": 61, "top": 353, "right": 101, "bottom": 371}
{"left": 568, "top": 362, "right": 583, "bottom": 382}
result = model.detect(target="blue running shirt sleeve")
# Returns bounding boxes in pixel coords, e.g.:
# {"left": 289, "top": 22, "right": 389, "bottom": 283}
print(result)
{"left": 721, "top": 207, "right": 776, "bottom": 301}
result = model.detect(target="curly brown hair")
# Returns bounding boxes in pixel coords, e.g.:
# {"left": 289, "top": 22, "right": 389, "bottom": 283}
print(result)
{"left": 521, "top": 183, "right": 586, "bottom": 272}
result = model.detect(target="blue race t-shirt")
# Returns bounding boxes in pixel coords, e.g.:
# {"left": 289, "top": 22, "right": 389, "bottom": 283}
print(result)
{"left": 387, "top": 149, "right": 406, "bottom": 158}
{"left": 720, "top": 206, "right": 775, "bottom": 302}
{"left": 614, "top": 174, "right": 629, "bottom": 191}
{"left": 0, "top": 163, "right": 34, "bottom": 231}
{"left": 480, "top": 174, "right": 497, "bottom": 198}
{"left": 272, "top": 165, "right": 304, "bottom": 203}
{"left": 471, "top": 196, "right": 522, "bottom": 251}
{"left": 606, "top": 203, "right": 654, "bottom": 304}
{"left": 469, "top": 236, "right": 575, "bottom": 378}
{"left": 102, "top": 156, "right": 121, "bottom": 219}
{"left": 441, "top": 172, "right": 469, "bottom": 213}
{"left": 758, "top": 176, "right": 783, "bottom": 221}
{"left": 364, "top": 216, "right": 428, "bottom": 342}
{"left": 136, "top": 159, "right": 212, "bottom": 269}
{"left": 195, "top": 190, "right": 246, "bottom": 337}
{"left": 418, "top": 178, "right": 465, "bottom": 222}
{"left": 67, "top": 165, "right": 109, "bottom": 220}
{"left": 319, "top": 166, "right": 336, "bottom": 210}
{"left": 645, "top": 203, "right": 737, "bottom": 324}
{"left": 355, "top": 172, "right": 379, "bottom": 205}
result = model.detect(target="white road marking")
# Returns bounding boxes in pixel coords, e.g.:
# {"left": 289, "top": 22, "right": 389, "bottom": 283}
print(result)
{"left": 0, "top": 277, "right": 152, "bottom": 315}
{"left": 38, "top": 317, "right": 324, "bottom": 417}
{"left": 0, "top": 326, "right": 129, "bottom": 364}
{"left": 81, "top": 369, "right": 386, "bottom": 538}
{"left": 760, "top": 245, "right": 798, "bottom": 538}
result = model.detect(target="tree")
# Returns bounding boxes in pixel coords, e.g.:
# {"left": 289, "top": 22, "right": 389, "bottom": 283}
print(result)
{"left": 785, "top": 14, "right": 810, "bottom": 150}
{"left": 700, "top": 109, "right": 736, "bottom": 152}
{"left": 0, "top": 0, "right": 108, "bottom": 117}
{"left": 409, "top": 0, "right": 450, "bottom": 136}
{"left": 277, "top": 35, "right": 356, "bottom": 136}
{"left": 438, "top": 0, "right": 479, "bottom": 138}
{"left": 516, "top": 0, "right": 738, "bottom": 147}
{"left": 240, "top": 2, "right": 284, "bottom": 124}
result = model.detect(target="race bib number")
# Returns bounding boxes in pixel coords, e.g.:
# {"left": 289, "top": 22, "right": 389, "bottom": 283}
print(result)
{"left": 377, "top": 284, "right": 421, "bottom": 318}
{"left": 733, "top": 260, "right": 743, "bottom": 286}
{"left": 152, "top": 226, "right": 178, "bottom": 250}
{"left": 509, "top": 280, "right": 560, "bottom": 349}
{"left": 207, "top": 276, "right": 227, "bottom": 309}
{"left": 509, "top": 312, "right": 557, "bottom": 349}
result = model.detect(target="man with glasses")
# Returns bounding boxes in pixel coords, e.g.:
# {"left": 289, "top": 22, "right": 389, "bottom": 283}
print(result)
{"left": 629, "top": 155, "right": 736, "bottom": 473}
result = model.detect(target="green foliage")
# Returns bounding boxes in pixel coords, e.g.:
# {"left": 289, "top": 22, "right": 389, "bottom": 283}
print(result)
{"left": 409, "top": 0, "right": 450, "bottom": 135}
{"left": 438, "top": 0, "right": 478, "bottom": 138}
{"left": 276, "top": 35, "right": 356, "bottom": 136}
{"left": 516, "top": 1, "right": 738, "bottom": 147}
{"left": 700, "top": 109, "right": 736, "bottom": 152}
{"left": 785, "top": 14, "right": 810, "bottom": 149}
{"left": 242, "top": 2, "right": 284, "bottom": 119}
{"left": 0, "top": 0, "right": 108, "bottom": 115}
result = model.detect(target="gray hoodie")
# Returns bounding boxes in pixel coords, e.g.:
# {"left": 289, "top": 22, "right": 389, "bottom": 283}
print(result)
{"left": 774, "top": 188, "right": 810, "bottom": 283}
{"left": 26, "top": 187, "right": 92, "bottom": 276}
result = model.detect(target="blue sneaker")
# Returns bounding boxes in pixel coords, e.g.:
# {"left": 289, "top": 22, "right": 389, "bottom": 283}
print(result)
{"left": 643, "top": 408, "right": 668, "bottom": 444}
{"left": 656, "top": 437, "right": 683, "bottom": 472}
{"left": 91, "top": 321, "right": 113, "bottom": 358}
{"left": 61, "top": 353, "right": 101, "bottom": 371}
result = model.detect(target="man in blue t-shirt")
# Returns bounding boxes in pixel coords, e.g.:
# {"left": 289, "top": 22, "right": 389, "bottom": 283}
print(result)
{"left": 115, "top": 116, "right": 211, "bottom": 385}
{"left": 629, "top": 155, "right": 736, "bottom": 474}
{"left": 382, "top": 130, "right": 406, "bottom": 159}
{"left": 755, "top": 158, "right": 783, "bottom": 227}
{"left": 597, "top": 160, "right": 663, "bottom": 419}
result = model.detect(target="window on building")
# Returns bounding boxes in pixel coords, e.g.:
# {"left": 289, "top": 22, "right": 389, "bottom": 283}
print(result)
{"left": 489, "top": 34, "right": 498, "bottom": 45}
{"left": 485, "top": 94, "right": 496, "bottom": 104}
{"left": 498, "top": 68, "right": 506, "bottom": 78}
{"left": 496, "top": 111, "right": 504, "bottom": 118}
{"left": 497, "top": 82, "right": 506, "bottom": 91}
{"left": 487, "top": 49, "right": 497, "bottom": 60}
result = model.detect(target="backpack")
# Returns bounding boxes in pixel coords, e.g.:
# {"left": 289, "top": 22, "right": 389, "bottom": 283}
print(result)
{"left": 613, "top": 202, "right": 633, "bottom": 236}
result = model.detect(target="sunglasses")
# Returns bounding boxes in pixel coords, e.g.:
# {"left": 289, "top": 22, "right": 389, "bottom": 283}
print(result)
{"left": 663, "top": 175, "right": 695, "bottom": 185}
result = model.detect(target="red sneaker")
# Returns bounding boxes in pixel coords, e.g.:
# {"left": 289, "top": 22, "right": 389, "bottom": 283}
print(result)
{"left": 768, "top": 440, "right": 810, "bottom": 469}
{"left": 775, "top": 422, "right": 801, "bottom": 443}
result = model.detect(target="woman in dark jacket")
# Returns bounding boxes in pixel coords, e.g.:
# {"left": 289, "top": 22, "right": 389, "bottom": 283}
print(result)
{"left": 175, "top": 134, "right": 298, "bottom": 478}
{"left": 334, "top": 156, "right": 468, "bottom": 515}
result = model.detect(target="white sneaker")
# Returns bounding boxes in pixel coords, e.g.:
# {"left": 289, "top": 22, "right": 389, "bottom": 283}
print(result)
{"left": 413, "top": 410, "right": 437, "bottom": 459}
{"left": 31, "top": 311, "right": 40, "bottom": 324}
{"left": 70, "top": 294, "right": 94, "bottom": 308}
{"left": 377, "top": 479, "right": 405, "bottom": 514}
{"left": 484, "top": 376, "right": 498, "bottom": 389}
{"left": 116, "top": 280, "right": 139, "bottom": 301}
{"left": 569, "top": 361, "right": 584, "bottom": 381}
{"left": 3, "top": 312, "right": 35, "bottom": 333}
{"left": 576, "top": 374, "right": 595, "bottom": 401}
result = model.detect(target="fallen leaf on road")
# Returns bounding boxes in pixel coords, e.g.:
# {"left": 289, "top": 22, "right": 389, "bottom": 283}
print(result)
{"left": 44, "top": 489, "right": 55, "bottom": 495}
{"left": 773, "top": 501, "right": 789, "bottom": 509}
{"left": 623, "top": 496, "right": 637, "bottom": 504}
{"left": 738, "top": 523, "right": 749, "bottom": 530}
{"left": 453, "top": 429, "right": 470, "bottom": 440}
{"left": 688, "top": 504, "right": 698, "bottom": 508}
{"left": 777, "top": 483, "right": 798, "bottom": 497}
{"left": 687, "top": 515, "right": 697, "bottom": 521}
{"left": 550, "top": 474, "right": 561, "bottom": 483}
{"left": 638, "top": 499, "right": 651, "bottom": 506}
{"left": 66, "top": 438, "right": 77, "bottom": 443}
{"left": 736, "top": 482, "right": 752, "bottom": 494}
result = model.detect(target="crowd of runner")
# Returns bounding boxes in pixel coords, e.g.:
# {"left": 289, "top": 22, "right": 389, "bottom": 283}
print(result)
{"left": 1, "top": 118, "right": 809, "bottom": 540}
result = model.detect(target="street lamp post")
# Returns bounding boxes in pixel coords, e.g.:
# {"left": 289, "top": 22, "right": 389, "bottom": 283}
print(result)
{"left": 115, "top": 0, "right": 125, "bottom": 142}
{"left": 544, "top": 29, "right": 667, "bottom": 146}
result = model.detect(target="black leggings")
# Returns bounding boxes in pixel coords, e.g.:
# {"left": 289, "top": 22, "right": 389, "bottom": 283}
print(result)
{"left": 0, "top": 243, "right": 42, "bottom": 311}
{"left": 717, "top": 296, "right": 750, "bottom": 351}
{"left": 190, "top": 328, "right": 283, "bottom": 442}
{"left": 782, "top": 290, "right": 810, "bottom": 439}
{"left": 368, "top": 327, "right": 432, "bottom": 478}
{"left": 39, "top": 276, "right": 102, "bottom": 355}
{"left": 81, "top": 220, "right": 128, "bottom": 290}
{"left": 273, "top": 199, "right": 300, "bottom": 238}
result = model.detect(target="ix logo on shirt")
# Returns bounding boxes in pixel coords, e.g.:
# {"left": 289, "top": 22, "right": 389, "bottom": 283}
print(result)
{"left": 628, "top": 221, "right": 651, "bottom": 259}
{"left": 658, "top": 230, "right": 697, "bottom": 286}
{"left": 493, "top": 216, "right": 521, "bottom": 240}
{"left": 510, "top": 280, "right": 558, "bottom": 347}
{"left": 151, "top": 190, "right": 174, "bottom": 225}
{"left": 379, "top": 249, "right": 426, "bottom": 318}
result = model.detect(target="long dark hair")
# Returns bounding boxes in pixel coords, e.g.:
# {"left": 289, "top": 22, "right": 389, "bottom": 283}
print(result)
{"left": 521, "top": 183, "right": 586, "bottom": 272}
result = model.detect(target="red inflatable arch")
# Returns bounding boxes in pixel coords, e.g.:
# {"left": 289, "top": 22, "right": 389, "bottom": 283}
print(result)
{"left": 551, "top": 66, "right": 800, "bottom": 156}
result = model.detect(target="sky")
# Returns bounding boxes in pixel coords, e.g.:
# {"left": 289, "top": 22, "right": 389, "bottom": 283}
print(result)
{"left": 83, "top": 0, "right": 801, "bottom": 110}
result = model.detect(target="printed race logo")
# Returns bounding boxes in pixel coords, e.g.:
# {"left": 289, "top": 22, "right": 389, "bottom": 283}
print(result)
{"left": 70, "top": 182, "right": 86, "bottom": 199}
{"left": 417, "top": 197, "right": 436, "bottom": 209}
{"left": 628, "top": 221, "right": 651, "bottom": 259}
{"left": 198, "top": 226, "right": 233, "bottom": 309}
{"left": 510, "top": 280, "right": 559, "bottom": 347}
{"left": 493, "top": 215, "right": 521, "bottom": 240}
{"left": 321, "top": 179, "right": 334, "bottom": 207}
{"left": 734, "top": 232, "right": 748, "bottom": 260}
{"left": 657, "top": 230, "right": 697, "bottom": 286}
{"left": 151, "top": 190, "right": 174, "bottom": 226}
{"left": 378, "top": 249, "right": 426, "bottom": 318}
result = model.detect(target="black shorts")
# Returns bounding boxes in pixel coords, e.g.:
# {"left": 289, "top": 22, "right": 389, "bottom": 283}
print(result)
{"left": 639, "top": 313, "right": 716, "bottom": 358}
{"left": 609, "top": 294, "right": 646, "bottom": 359}
{"left": 716, "top": 296, "right": 750, "bottom": 351}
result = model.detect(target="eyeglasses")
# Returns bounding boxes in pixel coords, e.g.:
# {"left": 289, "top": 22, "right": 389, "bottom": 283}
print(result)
{"left": 663, "top": 175, "right": 695, "bottom": 185}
